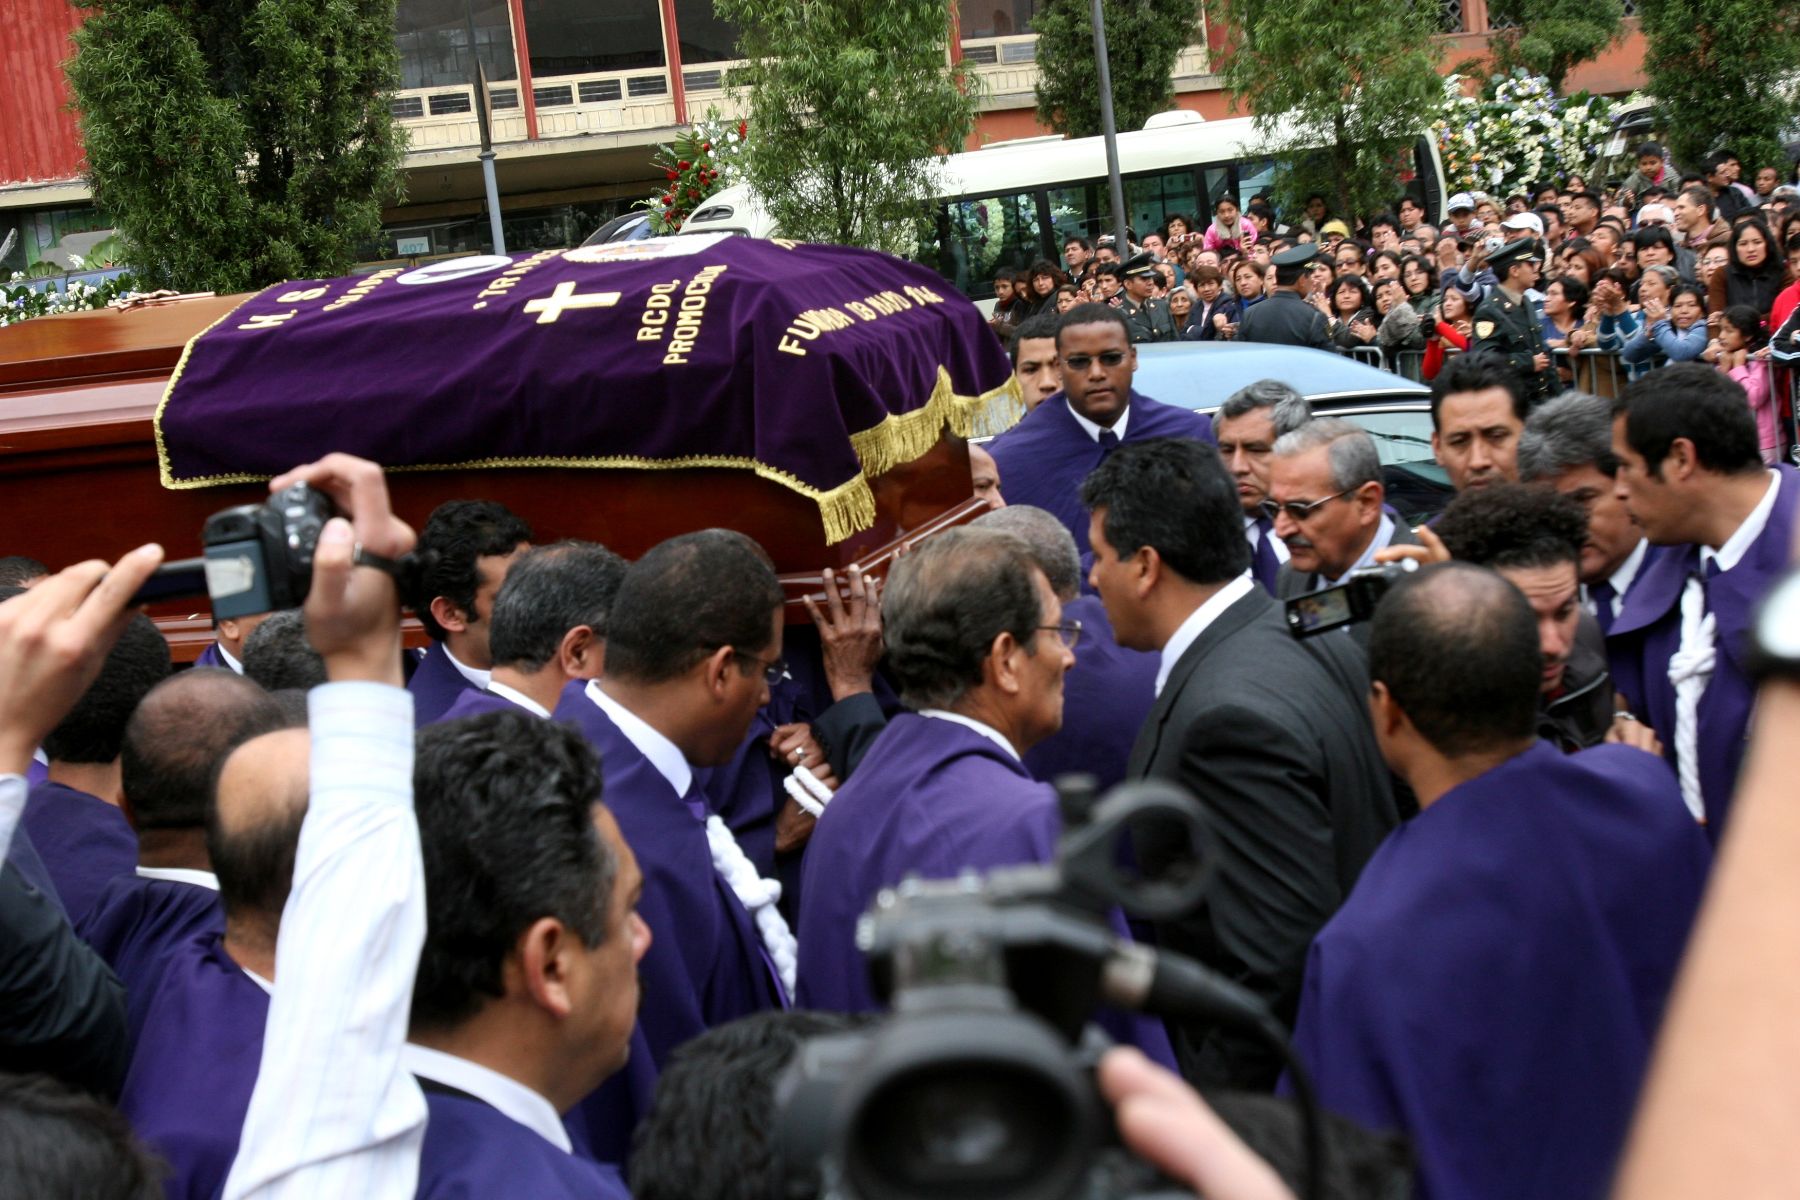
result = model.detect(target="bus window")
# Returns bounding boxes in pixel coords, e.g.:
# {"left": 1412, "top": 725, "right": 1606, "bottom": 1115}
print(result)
{"left": 1237, "top": 160, "right": 1278, "bottom": 208}
{"left": 1047, "top": 183, "right": 1101, "bottom": 248}
{"left": 1201, "top": 167, "right": 1232, "bottom": 214}
{"left": 1125, "top": 171, "right": 1199, "bottom": 238}
{"left": 937, "top": 190, "right": 1043, "bottom": 299}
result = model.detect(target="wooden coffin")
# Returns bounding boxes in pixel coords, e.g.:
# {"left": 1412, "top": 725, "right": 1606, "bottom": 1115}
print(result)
{"left": 0, "top": 296, "right": 985, "bottom": 658}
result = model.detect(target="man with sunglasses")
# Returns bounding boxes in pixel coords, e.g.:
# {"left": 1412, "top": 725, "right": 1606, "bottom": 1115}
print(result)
{"left": 1267, "top": 420, "right": 1418, "bottom": 647}
{"left": 987, "top": 303, "right": 1213, "bottom": 558}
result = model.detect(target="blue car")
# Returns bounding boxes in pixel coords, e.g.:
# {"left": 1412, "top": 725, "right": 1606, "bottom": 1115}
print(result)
{"left": 1131, "top": 342, "right": 1450, "bottom": 523}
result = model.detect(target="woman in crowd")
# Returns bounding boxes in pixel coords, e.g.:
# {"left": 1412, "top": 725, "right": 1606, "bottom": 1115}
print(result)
{"left": 1401, "top": 254, "right": 1440, "bottom": 319}
{"left": 1204, "top": 195, "right": 1259, "bottom": 255}
{"left": 1558, "top": 241, "right": 1607, "bottom": 288}
{"left": 1707, "top": 219, "right": 1784, "bottom": 317}
{"left": 1167, "top": 284, "right": 1202, "bottom": 338}
{"left": 1326, "top": 274, "right": 1377, "bottom": 351}
{"left": 1540, "top": 275, "right": 1590, "bottom": 386}
{"left": 1706, "top": 305, "right": 1777, "bottom": 461}
{"left": 1018, "top": 261, "right": 1067, "bottom": 319}
{"left": 1230, "top": 259, "right": 1266, "bottom": 312}
{"left": 1374, "top": 277, "right": 1425, "bottom": 370}
{"left": 1164, "top": 214, "right": 1194, "bottom": 242}
{"left": 1368, "top": 250, "right": 1402, "bottom": 282}
{"left": 1054, "top": 284, "right": 1081, "bottom": 314}
{"left": 1623, "top": 283, "right": 1709, "bottom": 368}
{"left": 1422, "top": 284, "right": 1474, "bottom": 380}
{"left": 1596, "top": 264, "right": 1676, "bottom": 379}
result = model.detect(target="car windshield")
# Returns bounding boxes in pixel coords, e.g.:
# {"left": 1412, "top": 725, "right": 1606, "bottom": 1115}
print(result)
{"left": 1330, "top": 406, "right": 1451, "bottom": 523}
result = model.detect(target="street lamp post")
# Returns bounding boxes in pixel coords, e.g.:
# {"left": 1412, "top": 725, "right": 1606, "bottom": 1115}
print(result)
{"left": 466, "top": 3, "right": 507, "bottom": 255}
{"left": 1090, "top": 0, "right": 1130, "bottom": 257}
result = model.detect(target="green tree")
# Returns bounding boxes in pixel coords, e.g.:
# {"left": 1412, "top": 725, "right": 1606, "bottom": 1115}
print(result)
{"left": 1485, "top": 0, "right": 1624, "bottom": 92}
{"left": 65, "top": 0, "right": 405, "bottom": 293}
{"left": 1637, "top": 0, "right": 1800, "bottom": 171}
{"left": 1214, "top": 0, "right": 1443, "bottom": 227}
{"left": 715, "top": 0, "right": 978, "bottom": 252}
{"left": 1033, "top": 0, "right": 1205, "bottom": 137}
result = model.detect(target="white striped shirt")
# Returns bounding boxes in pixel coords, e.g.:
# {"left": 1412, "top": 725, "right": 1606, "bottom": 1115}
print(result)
{"left": 222, "top": 682, "right": 426, "bottom": 1200}
{"left": 0, "top": 773, "right": 25, "bottom": 866}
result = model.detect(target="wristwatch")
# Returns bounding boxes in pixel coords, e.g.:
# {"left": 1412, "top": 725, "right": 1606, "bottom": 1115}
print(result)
{"left": 1746, "top": 568, "right": 1800, "bottom": 683}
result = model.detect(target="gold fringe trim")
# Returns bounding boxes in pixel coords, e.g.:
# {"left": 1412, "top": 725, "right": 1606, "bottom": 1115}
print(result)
{"left": 151, "top": 290, "right": 264, "bottom": 489}
{"left": 847, "top": 369, "right": 1026, "bottom": 475}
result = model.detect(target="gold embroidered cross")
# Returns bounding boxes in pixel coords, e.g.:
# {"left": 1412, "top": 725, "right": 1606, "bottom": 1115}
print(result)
{"left": 524, "top": 281, "right": 624, "bottom": 324}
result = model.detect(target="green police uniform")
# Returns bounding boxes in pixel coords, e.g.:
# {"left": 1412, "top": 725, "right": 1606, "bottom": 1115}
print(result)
{"left": 1120, "top": 295, "right": 1177, "bottom": 344}
{"left": 1469, "top": 240, "right": 1559, "bottom": 402}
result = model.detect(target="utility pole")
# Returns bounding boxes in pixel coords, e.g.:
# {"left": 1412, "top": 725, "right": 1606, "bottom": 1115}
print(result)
{"left": 1090, "top": 0, "right": 1130, "bottom": 256}
{"left": 465, "top": 4, "right": 506, "bottom": 255}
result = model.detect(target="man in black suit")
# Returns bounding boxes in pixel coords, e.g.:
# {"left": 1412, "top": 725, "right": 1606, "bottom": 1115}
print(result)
{"left": 1080, "top": 439, "right": 1398, "bottom": 1090}
{"left": 1268, "top": 418, "right": 1420, "bottom": 647}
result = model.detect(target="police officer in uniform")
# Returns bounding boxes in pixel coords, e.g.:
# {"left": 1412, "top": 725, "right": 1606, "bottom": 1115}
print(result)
{"left": 1470, "top": 238, "right": 1559, "bottom": 404}
{"left": 1236, "top": 243, "right": 1331, "bottom": 350}
{"left": 1118, "top": 253, "right": 1177, "bottom": 344}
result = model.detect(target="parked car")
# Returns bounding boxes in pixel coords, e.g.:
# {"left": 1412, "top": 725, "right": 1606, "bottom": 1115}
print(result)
{"left": 578, "top": 211, "right": 657, "bottom": 247}
{"left": 1128, "top": 342, "right": 1449, "bottom": 522}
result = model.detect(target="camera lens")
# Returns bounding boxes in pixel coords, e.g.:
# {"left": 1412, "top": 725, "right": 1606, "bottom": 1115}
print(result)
{"left": 839, "top": 1008, "right": 1099, "bottom": 1200}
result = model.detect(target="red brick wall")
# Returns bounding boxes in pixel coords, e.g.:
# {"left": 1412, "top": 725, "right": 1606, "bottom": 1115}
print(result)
{"left": 0, "top": 0, "right": 88, "bottom": 186}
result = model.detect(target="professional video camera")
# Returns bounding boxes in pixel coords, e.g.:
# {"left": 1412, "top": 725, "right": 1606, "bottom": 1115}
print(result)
{"left": 131, "top": 482, "right": 427, "bottom": 615}
{"left": 1283, "top": 559, "right": 1419, "bottom": 639}
{"left": 772, "top": 778, "right": 1326, "bottom": 1200}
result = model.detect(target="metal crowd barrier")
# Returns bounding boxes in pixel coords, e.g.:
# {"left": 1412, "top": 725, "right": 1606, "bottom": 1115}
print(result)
{"left": 1551, "top": 347, "right": 1630, "bottom": 398}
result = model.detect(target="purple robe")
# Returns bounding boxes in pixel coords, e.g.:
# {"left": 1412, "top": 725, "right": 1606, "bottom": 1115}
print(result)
{"left": 76, "top": 874, "right": 224, "bottom": 1048}
{"left": 408, "top": 642, "right": 481, "bottom": 728}
{"left": 19, "top": 780, "right": 137, "bottom": 925}
{"left": 552, "top": 690, "right": 784, "bottom": 1058}
{"left": 191, "top": 642, "right": 231, "bottom": 672}
{"left": 1290, "top": 742, "right": 1710, "bottom": 1200}
{"left": 986, "top": 390, "right": 1215, "bottom": 555}
{"left": 117, "top": 933, "right": 269, "bottom": 1200}
{"left": 26, "top": 756, "right": 47, "bottom": 786}
{"left": 1022, "top": 595, "right": 1159, "bottom": 793}
{"left": 795, "top": 713, "right": 1175, "bottom": 1064}
{"left": 1607, "top": 467, "right": 1798, "bottom": 838}
{"left": 435, "top": 685, "right": 529, "bottom": 724}
{"left": 419, "top": 1085, "right": 629, "bottom": 1199}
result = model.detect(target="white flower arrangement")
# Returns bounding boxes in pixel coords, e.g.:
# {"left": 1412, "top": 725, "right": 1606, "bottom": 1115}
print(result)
{"left": 1436, "top": 71, "right": 1617, "bottom": 199}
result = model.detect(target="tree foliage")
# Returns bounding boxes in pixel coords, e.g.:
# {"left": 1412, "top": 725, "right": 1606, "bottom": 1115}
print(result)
{"left": 715, "top": 0, "right": 979, "bottom": 253}
{"left": 65, "top": 0, "right": 406, "bottom": 292}
{"left": 1214, "top": 0, "right": 1444, "bottom": 227}
{"left": 1636, "top": 0, "right": 1800, "bottom": 171}
{"left": 1484, "top": 0, "right": 1624, "bottom": 92}
{"left": 1033, "top": 0, "right": 1205, "bottom": 137}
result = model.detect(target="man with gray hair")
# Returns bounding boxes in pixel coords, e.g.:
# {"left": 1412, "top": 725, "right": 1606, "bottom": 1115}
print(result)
{"left": 795, "top": 526, "right": 1080, "bottom": 1013}
{"left": 1215, "top": 381, "right": 1314, "bottom": 593}
{"left": 1269, "top": 419, "right": 1418, "bottom": 638}
{"left": 974, "top": 506, "right": 1159, "bottom": 791}
{"left": 1517, "top": 392, "right": 1658, "bottom": 637}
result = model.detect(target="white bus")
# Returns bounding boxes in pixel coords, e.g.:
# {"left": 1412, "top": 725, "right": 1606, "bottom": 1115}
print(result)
{"left": 678, "top": 109, "right": 1449, "bottom": 302}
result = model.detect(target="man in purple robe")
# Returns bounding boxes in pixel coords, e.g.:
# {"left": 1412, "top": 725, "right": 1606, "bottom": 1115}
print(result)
{"left": 117, "top": 724, "right": 310, "bottom": 1198}
{"left": 986, "top": 303, "right": 1214, "bottom": 558}
{"left": 19, "top": 612, "right": 169, "bottom": 922}
{"left": 974, "top": 506, "right": 1158, "bottom": 793}
{"left": 78, "top": 669, "right": 288, "bottom": 1044}
{"left": 1608, "top": 364, "right": 1799, "bottom": 837}
{"left": 403, "top": 500, "right": 532, "bottom": 726}
{"left": 1290, "top": 564, "right": 1709, "bottom": 1200}
{"left": 553, "top": 530, "right": 792, "bottom": 1164}
{"left": 191, "top": 610, "right": 273, "bottom": 675}
{"left": 433, "top": 540, "right": 623, "bottom": 724}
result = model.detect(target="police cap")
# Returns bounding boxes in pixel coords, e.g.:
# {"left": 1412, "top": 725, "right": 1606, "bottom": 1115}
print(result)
{"left": 1271, "top": 243, "right": 1321, "bottom": 269}
{"left": 1121, "top": 252, "right": 1159, "bottom": 279}
{"left": 1485, "top": 237, "right": 1540, "bottom": 273}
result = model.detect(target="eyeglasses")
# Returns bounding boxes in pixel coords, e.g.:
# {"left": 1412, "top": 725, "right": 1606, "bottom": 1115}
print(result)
{"left": 1063, "top": 351, "right": 1128, "bottom": 371}
{"left": 731, "top": 650, "right": 790, "bottom": 685}
{"left": 1036, "top": 620, "right": 1083, "bottom": 649}
{"left": 1259, "top": 490, "right": 1353, "bottom": 523}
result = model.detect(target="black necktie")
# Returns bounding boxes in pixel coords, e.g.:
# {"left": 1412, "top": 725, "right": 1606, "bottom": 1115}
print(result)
{"left": 1098, "top": 429, "right": 1120, "bottom": 455}
{"left": 1700, "top": 558, "right": 1721, "bottom": 616}
{"left": 1252, "top": 516, "right": 1282, "bottom": 593}
{"left": 1589, "top": 580, "right": 1616, "bottom": 635}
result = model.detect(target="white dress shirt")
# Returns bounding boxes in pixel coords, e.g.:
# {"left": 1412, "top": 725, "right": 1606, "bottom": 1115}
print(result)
{"left": 0, "top": 773, "right": 26, "bottom": 866}
{"left": 587, "top": 682, "right": 691, "bottom": 795}
{"left": 1584, "top": 537, "right": 1648, "bottom": 622}
{"left": 919, "top": 709, "right": 1020, "bottom": 760}
{"left": 218, "top": 642, "right": 245, "bottom": 675}
{"left": 488, "top": 680, "right": 551, "bottom": 719}
{"left": 136, "top": 865, "right": 219, "bottom": 890}
{"left": 1155, "top": 573, "right": 1255, "bottom": 696}
{"left": 1670, "top": 470, "right": 1780, "bottom": 821}
{"left": 402, "top": 1043, "right": 570, "bottom": 1153}
{"left": 1067, "top": 398, "right": 1131, "bottom": 443}
{"left": 1320, "top": 513, "right": 1395, "bottom": 586}
{"left": 223, "top": 682, "right": 426, "bottom": 1200}
{"left": 1242, "top": 513, "right": 1291, "bottom": 563}
{"left": 443, "top": 646, "right": 492, "bottom": 691}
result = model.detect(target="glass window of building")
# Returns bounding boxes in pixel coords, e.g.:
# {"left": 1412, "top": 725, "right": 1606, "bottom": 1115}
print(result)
{"left": 523, "top": 0, "right": 666, "bottom": 76}
{"left": 958, "top": 0, "right": 1040, "bottom": 39}
{"left": 671, "top": 0, "right": 740, "bottom": 63}
{"left": 394, "top": 0, "right": 518, "bottom": 90}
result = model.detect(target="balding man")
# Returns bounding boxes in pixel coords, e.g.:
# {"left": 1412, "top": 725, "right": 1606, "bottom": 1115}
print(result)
{"left": 78, "top": 669, "right": 288, "bottom": 1045}
{"left": 437, "top": 541, "right": 627, "bottom": 721}
{"left": 1291, "top": 564, "right": 1708, "bottom": 1200}
{"left": 970, "top": 443, "right": 1006, "bottom": 511}
{"left": 118, "top": 727, "right": 311, "bottom": 1200}
{"left": 976, "top": 505, "right": 1158, "bottom": 792}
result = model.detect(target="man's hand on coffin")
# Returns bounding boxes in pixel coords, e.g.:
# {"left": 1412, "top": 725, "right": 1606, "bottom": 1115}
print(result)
{"left": 806, "top": 565, "right": 884, "bottom": 700}
{"left": 268, "top": 454, "right": 417, "bottom": 687}
{"left": 0, "top": 544, "right": 165, "bottom": 775}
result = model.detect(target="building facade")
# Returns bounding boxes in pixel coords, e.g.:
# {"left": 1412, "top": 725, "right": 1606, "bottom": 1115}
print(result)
{"left": 0, "top": 0, "right": 1650, "bottom": 276}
